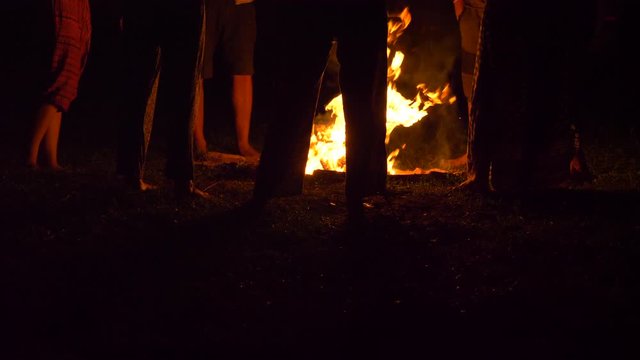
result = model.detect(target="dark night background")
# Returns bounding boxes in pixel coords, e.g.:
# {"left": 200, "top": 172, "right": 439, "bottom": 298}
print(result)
{"left": 1, "top": 1, "right": 639, "bottom": 359}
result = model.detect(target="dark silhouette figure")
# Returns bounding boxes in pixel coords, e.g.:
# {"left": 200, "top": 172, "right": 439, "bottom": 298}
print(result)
{"left": 116, "top": 0, "right": 208, "bottom": 197}
{"left": 463, "top": 0, "right": 597, "bottom": 193}
{"left": 193, "top": 0, "right": 260, "bottom": 162}
{"left": 251, "top": 0, "right": 388, "bottom": 218}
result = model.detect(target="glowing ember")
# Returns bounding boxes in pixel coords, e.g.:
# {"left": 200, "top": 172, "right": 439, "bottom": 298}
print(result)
{"left": 305, "top": 6, "right": 457, "bottom": 175}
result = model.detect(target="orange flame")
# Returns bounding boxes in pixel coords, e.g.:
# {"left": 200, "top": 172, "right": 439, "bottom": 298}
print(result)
{"left": 387, "top": 6, "right": 412, "bottom": 47}
{"left": 305, "top": 7, "right": 455, "bottom": 175}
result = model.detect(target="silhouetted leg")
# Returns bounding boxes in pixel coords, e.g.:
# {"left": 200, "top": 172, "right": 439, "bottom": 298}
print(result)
{"left": 158, "top": 0, "right": 204, "bottom": 182}
{"left": 338, "top": 1, "right": 388, "bottom": 207}
{"left": 449, "top": 54, "right": 469, "bottom": 157}
{"left": 253, "top": 4, "right": 332, "bottom": 201}
{"left": 117, "top": 6, "right": 161, "bottom": 183}
{"left": 193, "top": 79, "right": 208, "bottom": 159}
{"left": 464, "top": 0, "right": 501, "bottom": 191}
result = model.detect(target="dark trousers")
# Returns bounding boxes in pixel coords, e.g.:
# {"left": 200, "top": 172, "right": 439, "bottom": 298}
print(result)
{"left": 468, "top": 0, "right": 593, "bottom": 190}
{"left": 253, "top": 0, "right": 388, "bottom": 203}
{"left": 117, "top": 0, "right": 204, "bottom": 181}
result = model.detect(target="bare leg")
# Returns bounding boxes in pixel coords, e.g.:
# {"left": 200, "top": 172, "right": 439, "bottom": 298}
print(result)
{"left": 27, "top": 103, "right": 62, "bottom": 170}
{"left": 43, "top": 109, "right": 63, "bottom": 170}
{"left": 193, "top": 79, "right": 208, "bottom": 159}
{"left": 232, "top": 75, "right": 259, "bottom": 160}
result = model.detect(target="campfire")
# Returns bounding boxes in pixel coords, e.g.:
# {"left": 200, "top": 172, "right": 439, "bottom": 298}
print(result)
{"left": 305, "top": 6, "right": 461, "bottom": 176}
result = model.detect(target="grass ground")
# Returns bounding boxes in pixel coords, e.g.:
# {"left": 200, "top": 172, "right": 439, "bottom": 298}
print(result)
{"left": 1, "top": 105, "right": 639, "bottom": 358}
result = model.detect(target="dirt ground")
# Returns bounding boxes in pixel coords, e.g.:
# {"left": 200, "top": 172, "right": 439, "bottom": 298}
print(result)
{"left": 1, "top": 104, "right": 639, "bottom": 359}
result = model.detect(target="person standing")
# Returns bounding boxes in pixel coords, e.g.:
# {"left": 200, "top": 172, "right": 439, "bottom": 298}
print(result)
{"left": 194, "top": 0, "right": 260, "bottom": 162}
{"left": 27, "top": 0, "right": 91, "bottom": 170}
{"left": 461, "top": 0, "right": 597, "bottom": 193}
{"left": 116, "top": 0, "right": 208, "bottom": 197}
{"left": 250, "top": 0, "right": 388, "bottom": 219}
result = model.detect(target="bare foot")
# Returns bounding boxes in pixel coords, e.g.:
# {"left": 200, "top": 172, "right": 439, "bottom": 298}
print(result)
{"left": 239, "top": 144, "right": 260, "bottom": 163}
{"left": 137, "top": 180, "right": 158, "bottom": 192}
{"left": 119, "top": 176, "right": 158, "bottom": 192}
{"left": 175, "top": 180, "right": 211, "bottom": 200}
{"left": 190, "top": 186, "right": 211, "bottom": 199}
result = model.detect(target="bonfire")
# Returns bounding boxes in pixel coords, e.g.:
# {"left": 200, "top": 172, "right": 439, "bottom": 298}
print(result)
{"left": 305, "top": 6, "right": 458, "bottom": 176}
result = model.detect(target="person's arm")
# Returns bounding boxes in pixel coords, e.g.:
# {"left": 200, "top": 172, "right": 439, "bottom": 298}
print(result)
{"left": 453, "top": 0, "right": 464, "bottom": 20}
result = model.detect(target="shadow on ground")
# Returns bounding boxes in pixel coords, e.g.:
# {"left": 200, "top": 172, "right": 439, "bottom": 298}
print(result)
{"left": 1, "top": 137, "right": 639, "bottom": 358}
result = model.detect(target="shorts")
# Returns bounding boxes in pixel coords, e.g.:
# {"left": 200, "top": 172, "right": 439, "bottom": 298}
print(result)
{"left": 203, "top": 0, "right": 256, "bottom": 78}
